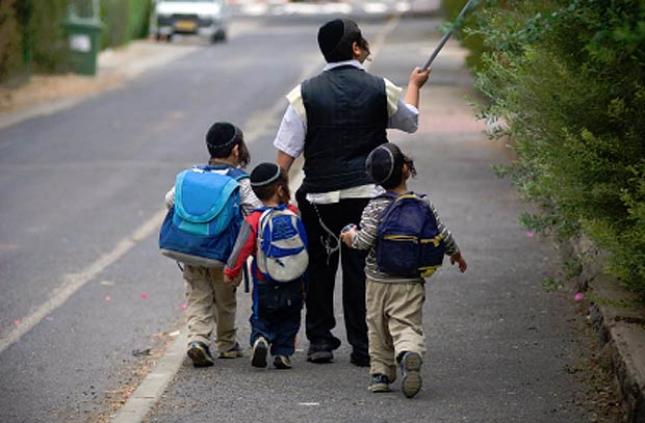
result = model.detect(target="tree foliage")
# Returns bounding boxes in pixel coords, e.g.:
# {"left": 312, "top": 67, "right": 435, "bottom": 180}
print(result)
{"left": 444, "top": 0, "right": 645, "bottom": 297}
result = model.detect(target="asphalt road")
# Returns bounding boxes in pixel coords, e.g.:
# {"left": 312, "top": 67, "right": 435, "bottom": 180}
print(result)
{"left": 0, "top": 13, "right": 601, "bottom": 423}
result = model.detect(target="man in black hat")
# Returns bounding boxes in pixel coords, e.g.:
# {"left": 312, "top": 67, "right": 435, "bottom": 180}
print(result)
{"left": 273, "top": 19, "right": 430, "bottom": 366}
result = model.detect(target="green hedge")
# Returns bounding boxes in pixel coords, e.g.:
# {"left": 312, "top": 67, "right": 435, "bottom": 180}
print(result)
{"left": 0, "top": 0, "right": 70, "bottom": 83}
{"left": 0, "top": 0, "right": 152, "bottom": 84}
{"left": 445, "top": 0, "right": 645, "bottom": 297}
{"left": 0, "top": 0, "right": 24, "bottom": 82}
{"left": 100, "top": 0, "right": 152, "bottom": 49}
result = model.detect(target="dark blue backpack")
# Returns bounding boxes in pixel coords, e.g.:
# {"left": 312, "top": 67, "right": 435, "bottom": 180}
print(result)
{"left": 159, "top": 165, "right": 248, "bottom": 267}
{"left": 375, "top": 192, "right": 446, "bottom": 278}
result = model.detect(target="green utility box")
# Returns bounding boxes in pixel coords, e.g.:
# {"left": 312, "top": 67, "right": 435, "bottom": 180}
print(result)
{"left": 64, "top": 16, "right": 102, "bottom": 76}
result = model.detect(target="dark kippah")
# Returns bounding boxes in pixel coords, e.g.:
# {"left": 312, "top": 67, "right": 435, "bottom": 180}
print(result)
{"left": 366, "top": 143, "right": 404, "bottom": 186}
{"left": 206, "top": 122, "right": 239, "bottom": 150}
{"left": 318, "top": 19, "right": 361, "bottom": 62}
{"left": 250, "top": 163, "right": 281, "bottom": 187}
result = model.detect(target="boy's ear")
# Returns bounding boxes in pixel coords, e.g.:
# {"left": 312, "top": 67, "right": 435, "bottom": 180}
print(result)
{"left": 402, "top": 163, "right": 411, "bottom": 179}
{"left": 231, "top": 143, "right": 239, "bottom": 158}
{"left": 351, "top": 41, "right": 362, "bottom": 59}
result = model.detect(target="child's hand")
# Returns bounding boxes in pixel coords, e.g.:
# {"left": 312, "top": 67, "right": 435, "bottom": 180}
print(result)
{"left": 409, "top": 67, "right": 430, "bottom": 88}
{"left": 339, "top": 227, "right": 357, "bottom": 248}
{"left": 450, "top": 252, "right": 467, "bottom": 273}
{"left": 223, "top": 272, "right": 242, "bottom": 286}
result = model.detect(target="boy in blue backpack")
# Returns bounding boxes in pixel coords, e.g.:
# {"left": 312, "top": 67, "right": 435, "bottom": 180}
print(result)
{"left": 224, "top": 163, "right": 307, "bottom": 370}
{"left": 162, "top": 122, "right": 261, "bottom": 367}
{"left": 340, "top": 143, "right": 467, "bottom": 398}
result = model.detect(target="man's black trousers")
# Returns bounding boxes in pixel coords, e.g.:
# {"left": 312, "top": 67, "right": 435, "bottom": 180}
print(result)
{"left": 296, "top": 188, "right": 369, "bottom": 359}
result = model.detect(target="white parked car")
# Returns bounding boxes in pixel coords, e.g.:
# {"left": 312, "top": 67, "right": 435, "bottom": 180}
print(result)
{"left": 151, "top": 0, "right": 230, "bottom": 43}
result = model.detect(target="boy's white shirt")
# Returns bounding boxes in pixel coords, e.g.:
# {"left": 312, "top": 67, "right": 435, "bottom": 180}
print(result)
{"left": 273, "top": 59, "right": 419, "bottom": 205}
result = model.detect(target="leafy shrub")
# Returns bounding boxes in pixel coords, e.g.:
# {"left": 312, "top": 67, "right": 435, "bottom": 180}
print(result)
{"left": 100, "top": 0, "right": 152, "bottom": 49}
{"left": 453, "top": 0, "right": 645, "bottom": 297}
{"left": 0, "top": 0, "right": 24, "bottom": 82}
{"left": 27, "top": 0, "right": 70, "bottom": 73}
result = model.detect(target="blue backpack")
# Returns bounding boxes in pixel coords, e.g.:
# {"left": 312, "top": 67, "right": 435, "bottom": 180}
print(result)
{"left": 256, "top": 206, "right": 309, "bottom": 283}
{"left": 375, "top": 192, "right": 446, "bottom": 278}
{"left": 159, "top": 165, "right": 248, "bottom": 267}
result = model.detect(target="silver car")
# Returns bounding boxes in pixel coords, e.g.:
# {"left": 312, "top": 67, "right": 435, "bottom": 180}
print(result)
{"left": 151, "top": 0, "right": 230, "bottom": 43}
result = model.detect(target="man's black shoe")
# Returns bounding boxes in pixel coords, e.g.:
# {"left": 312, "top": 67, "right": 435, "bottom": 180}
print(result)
{"left": 350, "top": 352, "right": 370, "bottom": 367}
{"left": 306, "top": 345, "right": 334, "bottom": 363}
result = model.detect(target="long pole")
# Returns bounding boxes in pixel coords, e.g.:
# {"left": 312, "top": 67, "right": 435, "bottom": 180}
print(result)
{"left": 422, "top": 0, "right": 479, "bottom": 70}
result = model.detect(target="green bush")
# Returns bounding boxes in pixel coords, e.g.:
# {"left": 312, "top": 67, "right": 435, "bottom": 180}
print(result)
{"left": 27, "top": 0, "right": 70, "bottom": 73}
{"left": 0, "top": 0, "right": 24, "bottom": 82}
{"left": 440, "top": 0, "right": 487, "bottom": 70}
{"left": 100, "top": 0, "right": 152, "bottom": 49}
{"left": 456, "top": 0, "right": 645, "bottom": 297}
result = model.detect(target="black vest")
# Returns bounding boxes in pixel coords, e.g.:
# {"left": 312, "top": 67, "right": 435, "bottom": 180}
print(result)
{"left": 301, "top": 66, "right": 389, "bottom": 193}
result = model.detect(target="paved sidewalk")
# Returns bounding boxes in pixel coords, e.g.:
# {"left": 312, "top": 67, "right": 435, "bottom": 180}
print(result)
{"left": 143, "top": 17, "right": 610, "bottom": 423}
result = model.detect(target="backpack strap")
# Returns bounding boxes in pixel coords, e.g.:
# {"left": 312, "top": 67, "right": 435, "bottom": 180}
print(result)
{"left": 226, "top": 167, "right": 250, "bottom": 182}
{"left": 198, "top": 164, "right": 249, "bottom": 181}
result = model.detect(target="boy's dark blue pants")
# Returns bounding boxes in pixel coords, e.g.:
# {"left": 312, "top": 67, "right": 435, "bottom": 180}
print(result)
{"left": 250, "top": 278, "right": 303, "bottom": 357}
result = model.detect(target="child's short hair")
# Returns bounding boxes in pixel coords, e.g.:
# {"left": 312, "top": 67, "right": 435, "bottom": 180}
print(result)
{"left": 205, "top": 122, "right": 250, "bottom": 168}
{"left": 250, "top": 163, "right": 289, "bottom": 201}
{"left": 366, "top": 143, "right": 417, "bottom": 190}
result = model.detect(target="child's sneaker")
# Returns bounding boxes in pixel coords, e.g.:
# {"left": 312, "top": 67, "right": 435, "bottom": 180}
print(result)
{"left": 399, "top": 351, "right": 423, "bottom": 398}
{"left": 251, "top": 337, "right": 268, "bottom": 368}
{"left": 368, "top": 374, "right": 391, "bottom": 393}
{"left": 219, "top": 342, "right": 243, "bottom": 359}
{"left": 273, "top": 355, "right": 292, "bottom": 369}
{"left": 187, "top": 341, "right": 215, "bottom": 367}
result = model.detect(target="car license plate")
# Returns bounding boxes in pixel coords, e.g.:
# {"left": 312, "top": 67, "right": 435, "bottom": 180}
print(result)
{"left": 175, "top": 20, "right": 197, "bottom": 31}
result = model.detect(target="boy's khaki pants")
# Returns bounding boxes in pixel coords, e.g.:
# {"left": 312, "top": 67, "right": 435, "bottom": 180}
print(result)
{"left": 366, "top": 278, "right": 426, "bottom": 382}
{"left": 183, "top": 265, "right": 237, "bottom": 353}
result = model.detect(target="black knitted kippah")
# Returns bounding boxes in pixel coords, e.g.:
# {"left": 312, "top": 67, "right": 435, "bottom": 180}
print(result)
{"left": 250, "top": 162, "right": 281, "bottom": 187}
{"left": 366, "top": 143, "right": 404, "bottom": 186}
{"left": 206, "top": 122, "right": 239, "bottom": 149}
{"left": 318, "top": 19, "right": 361, "bottom": 62}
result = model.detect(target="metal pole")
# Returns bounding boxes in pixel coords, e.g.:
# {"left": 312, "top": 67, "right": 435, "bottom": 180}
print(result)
{"left": 422, "top": 0, "right": 479, "bottom": 70}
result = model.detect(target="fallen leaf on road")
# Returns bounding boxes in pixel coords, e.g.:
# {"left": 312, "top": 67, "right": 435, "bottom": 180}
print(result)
{"left": 132, "top": 348, "right": 151, "bottom": 357}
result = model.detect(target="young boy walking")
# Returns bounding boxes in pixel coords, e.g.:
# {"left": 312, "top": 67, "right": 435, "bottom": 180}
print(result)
{"left": 341, "top": 143, "right": 467, "bottom": 398}
{"left": 163, "top": 122, "right": 261, "bottom": 367}
{"left": 224, "top": 163, "right": 307, "bottom": 370}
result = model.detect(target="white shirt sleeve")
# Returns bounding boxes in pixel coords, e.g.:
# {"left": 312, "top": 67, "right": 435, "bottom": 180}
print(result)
{"left": 383, "top": 78, "right": 419, "bottom": 133}
{"left": 273, "top": 86, "right": 307, "bottom": 158}
{"left": 388, "top": 100, "right": 419, "bottom": 133}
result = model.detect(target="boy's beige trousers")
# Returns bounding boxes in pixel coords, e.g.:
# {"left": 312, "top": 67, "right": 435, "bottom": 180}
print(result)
{"left": 183, "top": 265, "right": 237, "bottom": 352}
{"left": 366, "top": 278, "right": 426, "bottom": 381}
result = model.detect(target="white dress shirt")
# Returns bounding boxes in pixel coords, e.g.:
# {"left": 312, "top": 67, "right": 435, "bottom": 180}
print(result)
{"left": 274, "top": 60, "right": 419, "bottom": 204}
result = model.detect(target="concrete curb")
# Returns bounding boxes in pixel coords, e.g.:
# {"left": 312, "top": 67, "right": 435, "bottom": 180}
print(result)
{"left": 567, "top": 239, "right": 645, "bottom": 422}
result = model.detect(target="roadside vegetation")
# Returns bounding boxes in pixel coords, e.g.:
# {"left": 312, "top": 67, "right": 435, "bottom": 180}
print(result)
{"left": 442, "top": 0, "right": 645, "bottom": 298}
{"left": 0, "top": 0, "right": 152, "bottom": 84}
